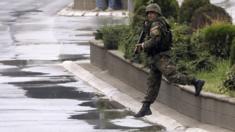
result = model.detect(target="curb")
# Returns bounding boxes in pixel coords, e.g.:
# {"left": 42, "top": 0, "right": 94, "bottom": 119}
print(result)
{"left": 57, "top": 3, "right": 128, "bottom": 17}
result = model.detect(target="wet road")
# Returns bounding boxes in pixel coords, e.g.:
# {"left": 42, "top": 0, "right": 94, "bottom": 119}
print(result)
{"left": 0, "top": 0, "right": 163, "bottom": 132}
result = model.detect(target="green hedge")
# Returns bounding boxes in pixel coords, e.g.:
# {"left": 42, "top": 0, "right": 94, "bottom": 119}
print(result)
{"left": 171, "top": 23, "right": 216, "bottom": 73}
{"left": 171, "top": 24, "right": 196, "bottom": 62}
{"left": 201, "top": 23, "right": 235, "bottom": 58}
{"left": 94, "top": 25, "right": 130, "bottom": 50}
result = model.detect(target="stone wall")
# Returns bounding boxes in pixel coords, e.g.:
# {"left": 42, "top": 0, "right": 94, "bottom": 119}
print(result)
{"left": 90, "top": 40, "right": 235, "bottom": 131}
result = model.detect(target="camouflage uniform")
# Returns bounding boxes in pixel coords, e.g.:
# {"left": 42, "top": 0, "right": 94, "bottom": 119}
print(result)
{"left": 141, "top": 7, "right": 195, "bottom": 104}
{"left": 134, "top": 3, "right": 204, "bottom": 118}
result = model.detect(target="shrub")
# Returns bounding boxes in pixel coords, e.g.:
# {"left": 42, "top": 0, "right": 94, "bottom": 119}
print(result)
{"left": 178, "top": 0, "right": 210, "bottom": 24}
{"left": 171, "top": 23, "right": 197, "bottom": 62}
{"left": 230, "top": 39, "right": 235, "bottom": 66}
{"left": 149, "top": 0, "right": 179, "bottom": 19}
{"left": 96, "top": 25, "right": 130, "bottom": 50}
{"left": 94, "top": 29, "right": 103, "bottom": 40}
{"left": 171, "top": 23, "right": 218, "bottom": 73}
{"left": 131, "top": 0, "right": 149, "bottom": 27}
{"left": 223, "top": 65, "right": 235, "bottom": 91}
{"left": 191, "top": 4, "right": 232, "bottom": 29}
{"left": 201, "top": 23, "right": 235, "bottom": 58}
{"left": 170, "top": 23, "right": 198, "bottom": 73}
{"left": 192, "top": 57, "right": 216, "bottom": 71}
{"left": 118, "top": 29, "right": 138, "bottom": 59}
{"left": 133, "top": 0, "right": 149, "bottom": 13}
{"left": 131, "top": 5, "right": 146, "bottom": 29}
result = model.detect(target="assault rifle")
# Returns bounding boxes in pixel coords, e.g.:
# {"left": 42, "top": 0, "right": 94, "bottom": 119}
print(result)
{"left": 131, "top": 21, "right": 149, "bottom": 63}
{"left": 133, "top": 29, "right": 145, "bottom": 55}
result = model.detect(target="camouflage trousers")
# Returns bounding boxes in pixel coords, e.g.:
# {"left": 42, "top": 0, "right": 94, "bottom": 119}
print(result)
{"left": 144, "top": 54, "right": 195, "bottom": 104}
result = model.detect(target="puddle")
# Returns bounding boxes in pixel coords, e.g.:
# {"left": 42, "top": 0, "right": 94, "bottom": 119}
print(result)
{"left": 0, "top": 60, "right": 56, "bottom": 67}
{"left": 70, "top": 98, "right": 164, "bottom": 131}
{"left": 0, "top": 60, "right": 29, "bottom": 67}
{"left": 11, "top": 9, "right": 43, "bottom": 17}
{"left": 59, "top": 54, "right": 89, "bottom": 61}
{"left": 79, "top": 98, "right": 126, "bottom": 110}
{"left": 9, "top": 76, "right": 76, "bottom": 85}
{"left": 10, "top": 80, "right": 102, "bottom": 100}
{"left": 0, "top": 69, "right": 46, "bottom": 77}
{"left": 21, "top": 86, "right": 100, "bottom": 99}
{"left": 22, "top": 66, "right": 71, "bottom": 76}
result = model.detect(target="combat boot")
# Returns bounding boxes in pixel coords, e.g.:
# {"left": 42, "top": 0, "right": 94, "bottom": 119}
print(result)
{"left": 193, "top": 79, "right": 205, "bottom": 96}
{"left": 134, "top": 102, "right": 152, "bottom": 118}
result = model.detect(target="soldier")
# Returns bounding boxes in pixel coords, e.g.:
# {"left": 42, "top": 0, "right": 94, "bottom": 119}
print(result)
{"left": 134, "top": 3, "right": 205, "bottom": 118}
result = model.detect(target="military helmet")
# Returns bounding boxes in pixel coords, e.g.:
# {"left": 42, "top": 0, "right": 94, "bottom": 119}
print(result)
{"left": 146, "top": 3, "right": 162, "bottom": 15}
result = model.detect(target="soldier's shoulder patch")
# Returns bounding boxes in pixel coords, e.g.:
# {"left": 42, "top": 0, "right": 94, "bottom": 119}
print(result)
{"left": 150, "top": 25, "right": 160, "bottom": 37}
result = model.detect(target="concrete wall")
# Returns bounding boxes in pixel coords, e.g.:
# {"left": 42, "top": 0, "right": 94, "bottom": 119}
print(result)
{"left": 90, "top": 40, "right": 235, "bottom": 131}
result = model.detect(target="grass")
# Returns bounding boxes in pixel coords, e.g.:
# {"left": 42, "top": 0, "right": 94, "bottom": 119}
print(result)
{"left": 194, "top": 59, "right": 235, "bottom": 97}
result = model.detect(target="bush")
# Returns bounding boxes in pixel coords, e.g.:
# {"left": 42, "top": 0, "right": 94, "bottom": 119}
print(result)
{"left": 133, "top": 0, "right": 149, "bottom": 12}
{"left": 95, "top": 25, "right": 130, "bottom": 50}
{"left": 131, "top": 5, "right": 146, "bottom": 29}
{"left": 170, "top": 23, "right": 197, "bottom": 73}
{"left": 201, "top": 23, "right": 235, "bottom": 58}
{"left": 223, "top": 65, "right": 235, "bottom": 91}
{"left": 230, "top": 39, "right": 235, "bottom": 66}
{"left": 150, "top": 0, "right": 179, "bottom": 19}
{"left": 191, "top": 4, "right": 232, "bottom": 29}
{"left": 118, "top": 29, "right": 138, "bottom": 59}
{"left": 178, "top": 0, "right": 210, "bottom": 24}
{"left": 171, "top": 24, "right": 197, "bottom": 62}
{"left": 171, "top": 23, "right": 219, "bottom": 73}
{"left": 192, "top": 57, "right": 216, "bottom": 71}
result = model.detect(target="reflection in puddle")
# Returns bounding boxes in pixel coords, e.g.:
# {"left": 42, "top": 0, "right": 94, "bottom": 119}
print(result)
{"left": 0, "top": 60, "right": 56, "bottom": 67}
{"left": 11, "top": 9, "right": 43, "bottom": 17}
{"left": 0, "top": 69, "right": 45, "bottom": 77}
{"left": 70, "top": 98, "right": 163, "bottom": 131}
{"left": 8, "top": 78, "right": 104, "bottom": 100}
{"left": 21, "top": 86, "right": 101, "bottom": 99}
{"left": 59, "top": 54, "right": 89, "bottom": 61}
{"left": 79, "top": 98, "right": 126, "bottom": 110}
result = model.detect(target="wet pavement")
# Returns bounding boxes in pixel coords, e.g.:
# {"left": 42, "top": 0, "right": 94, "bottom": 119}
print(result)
{"left": 0, "top": 0, "right": 164, "bottom": 132}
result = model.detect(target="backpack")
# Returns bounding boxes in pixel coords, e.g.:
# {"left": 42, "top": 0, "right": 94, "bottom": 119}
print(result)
{"left": 158, "top": 18, "right": 173, "bottom": 52}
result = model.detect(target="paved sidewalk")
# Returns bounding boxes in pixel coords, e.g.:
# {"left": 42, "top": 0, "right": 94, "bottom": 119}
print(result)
{"left": 57, "top": 3, "right": 128, "bottom": 17}
{"left": 62, "top": 60, "right": 233, "bottom": 132}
